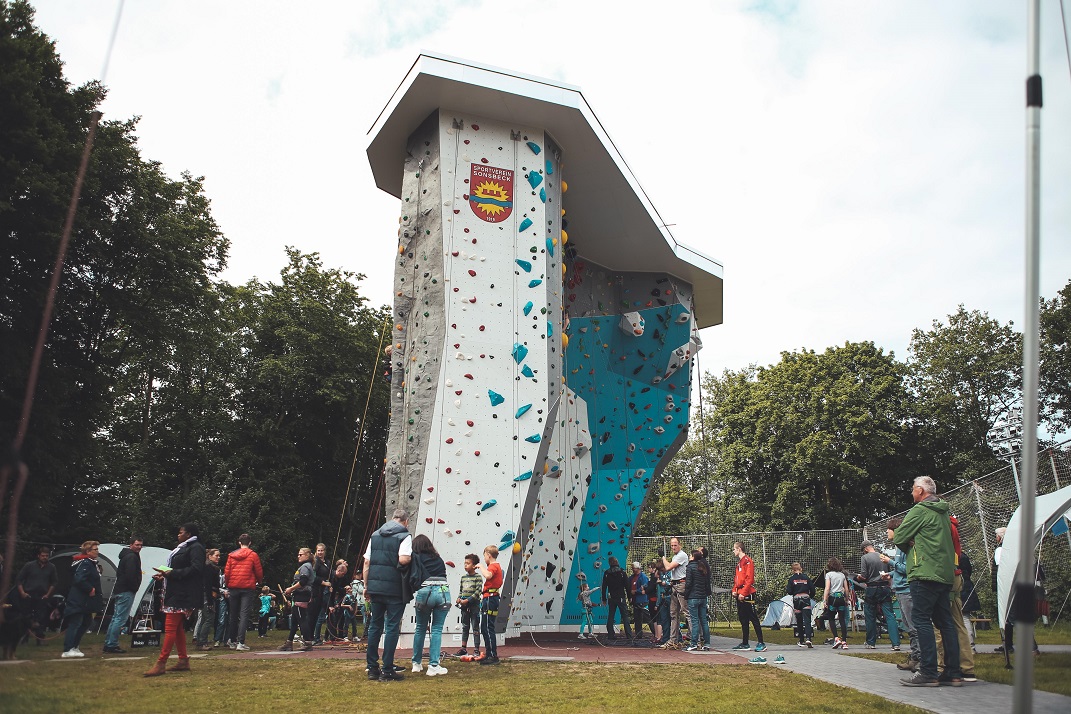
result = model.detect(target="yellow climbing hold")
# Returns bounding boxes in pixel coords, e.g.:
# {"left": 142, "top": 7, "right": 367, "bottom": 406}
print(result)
{"left": 513, "top": 542, "right": 522, "bottom": 554}
{"left": 561, "top": 180, "right": 568, "bottom": 193}
{"left": 561, "top": 229, "right": 568, "bottom": 245}
{"left": 562, "top": 333, "right": 569, "bottom": 348}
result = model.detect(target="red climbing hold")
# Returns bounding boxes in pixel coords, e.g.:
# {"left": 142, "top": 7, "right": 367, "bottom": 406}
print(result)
{"left": 466, "top": 420, "right": 474, "bottom": 427}
{"left": 468, "top": 269, "right": 477, "bottom": 277}
{"left": 464, "top": 374, "right": 474, "bottom": 380}
{"left": 445, "top": 438, "right": 454, "bottom": 444}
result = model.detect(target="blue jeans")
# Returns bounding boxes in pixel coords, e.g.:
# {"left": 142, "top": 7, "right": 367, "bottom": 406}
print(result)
{"left": 63, "top": 612, "right": 90, "bottom": 652}
{"left": 194, "top": 603, "right": 216, "bottom": 645}
{"left": 104, "top": 591, "right": 135, "bottom": 649}
{"left": 413, "top": 604, "right": 449, "bottom": 667}
{"left": 687, "top": 598, "right": 710, "bottom": 647}
{"left": 863, "top": 587, "right": 900, "bottom": 646}
{"left": 365, "top": 598, "right": 405, "bottom": 672}
{"left": 910, "top": 579, "right": 960, "bottom": 680}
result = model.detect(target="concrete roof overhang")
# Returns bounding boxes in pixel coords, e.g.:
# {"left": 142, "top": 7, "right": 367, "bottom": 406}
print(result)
{"left": 367, "top": 53, "right": 723, "bottom": 329}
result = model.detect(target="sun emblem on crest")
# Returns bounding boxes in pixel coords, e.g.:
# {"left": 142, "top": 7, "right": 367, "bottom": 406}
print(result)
{"left": 472, "top": 181, "right": 510, "bottom": 217}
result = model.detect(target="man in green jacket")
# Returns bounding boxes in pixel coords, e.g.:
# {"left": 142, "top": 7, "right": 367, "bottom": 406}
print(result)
{"left": 892, "top": 476, "right": 963, "bottom": 687}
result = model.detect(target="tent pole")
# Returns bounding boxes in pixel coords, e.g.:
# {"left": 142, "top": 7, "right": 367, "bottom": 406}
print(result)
{"left": 1013, "top": 0, "right": 1042, "bottom": 710}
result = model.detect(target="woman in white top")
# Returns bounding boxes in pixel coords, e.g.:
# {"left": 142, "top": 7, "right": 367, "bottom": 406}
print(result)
{"left": 823, "top": 557, "right": 850, "bottom": 648}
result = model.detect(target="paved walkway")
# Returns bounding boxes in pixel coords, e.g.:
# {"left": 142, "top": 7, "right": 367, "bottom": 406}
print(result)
{"left": 707, "top": 635, "right": 1071, "bottom": 714}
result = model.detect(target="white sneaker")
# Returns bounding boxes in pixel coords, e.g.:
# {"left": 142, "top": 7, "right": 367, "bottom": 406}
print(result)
{"left": 61, "top": 649, "right": 84, "bottom": 658}
{"left": 426, "top": 664, "right": 448, "bottom": 676}
{"left": 412, "top": 662, "right": 423, "bottom": 672}
{"left": 578, "top": 633, "right": 588, "bottom": 640}
{"left": 235, "top": 643, "right": 250, "bottom": 651}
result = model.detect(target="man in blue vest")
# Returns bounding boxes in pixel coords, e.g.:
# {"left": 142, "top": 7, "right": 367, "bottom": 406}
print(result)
{"left": 362, "top": 508, "right": 412, "bottom": 682}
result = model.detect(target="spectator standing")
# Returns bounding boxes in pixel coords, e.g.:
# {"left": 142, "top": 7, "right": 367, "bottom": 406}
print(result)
{"left": 730, "top": 541, "right": 766, "bottom": 653}
{"left": 886, "top": 519, "right": 919, "bottom": 671}
{"left": 645, "top": 561, "right": 663, "bottom": 643}
{"left": 16, "top": 546, "right": 57, "bottom": 642}
{"left": 143, "top": 524, "right": 205, "bottom": 677}
{"left": 601, "top": 556, "right": 632, "bottom": 640}
{"left": 281, "top": 547, "right": 315, "bottom": 651}
{"left": 103, "top": 537, "right": 143, "bottom": 654}
{"left": 960, "top": 551, "right": 980, "bottom": 651}
{"left": 258, "top": 586, "right": 273, "bottom": 637}
{"left": 363, "top": 509, "right": 413, "bottom": 681}
{"left": 659, "top": 537, "right": 689, "bottom": 648}
{"left": 310, "top": 543, "right": 332, "bottom": 645}
{"left": 224, "top": 533, "right": 263, "bottom": 652}
{"left": 786, "top": 561, "right": 814, "bottom": 648}
{"left": 684, "top": 549, "right": 712, "bottom": 652}
{"left": 823, "top": 557, "right": 850, "bottom": 648}
{"left": 193, "top": 548, "right": 221, "bottom": 651}
{"left": 454, "top": 554, "right": 482, "bottom": 656}
{"left": 629, "top": 561, "right": 651, "bottom": 638}
{"left": 408, "top": 535, "right": 451, "bottom": 676}
{"left": 61, "top": 541, "right": 103, "bottom": 658}
{"left": 893, "top": 476, "right": 963, "bottom": 687}
{"left": 478, "top": 544, "right": 503, "bottom": 665}
{"left": 935, "top": 514, "right": 976, "bottom": 682}
{"left": 859, "top": 540, "right": 900, "bottom": 651}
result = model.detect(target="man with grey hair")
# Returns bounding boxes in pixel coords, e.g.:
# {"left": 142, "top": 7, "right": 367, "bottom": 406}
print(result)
{"left": 363, "top": 508, "right": 412, "bottom": 681}
{"left": 893, "top": 476, "right": 963, "bottom": 687}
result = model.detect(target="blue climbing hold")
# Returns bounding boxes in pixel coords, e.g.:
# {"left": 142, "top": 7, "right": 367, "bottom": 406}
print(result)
{"left": 523, "top": 301, "right": 534, "bottom": 316}
{"left": 481, "top": 499, "right": 498, "bottom": 511}
{"left": 539, "top": 187, "right": 546, "bottom": 203}
{"left": 527, "top": 141, "right": 541, "bottom": 155}
{"left": 524, "top": 434, "right": 541, "bottom": 443}
{"left": 521, "top": 365, "right": 534, "bottom": 378}
{"left": 488, "top": 390, "right": 504, "bottom": 406}
{"left": 546, "top": 238, "right": 555, "bottom": 257}
{"left": 512, "top": 343, "right": 529, "bottom": 363}
{"left": 516, "top": 404, "right": 532, "bottom": 418}
{"left": 518, "top": 217, "right": 533, "bottom": 232}
{"left": 500, "top": 530, "right": 516, "bottom": 545}
{"left": 545, "top": 159, "right": 553, "bottom": 175}
{"left": 513, "top": 471, "right": 532, "bottom": 482}
{"left": 516, "top": 259, "right": 532, "bottom": 272}
{"left": 527, "top": 172, "right": 543, "bottom": 189}
{"left": 528, "top": 279, "right": 542, "bottom": 288}
{"left": 547, "top": 322, "right": 553, "bottom": 337}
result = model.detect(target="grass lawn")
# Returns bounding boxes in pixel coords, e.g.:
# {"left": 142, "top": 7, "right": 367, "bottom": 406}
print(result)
{"left": 1, "top": 630, "right": 930, "bottom": 714}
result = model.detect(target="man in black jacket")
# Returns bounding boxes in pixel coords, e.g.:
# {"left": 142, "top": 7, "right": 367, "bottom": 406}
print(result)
{"left": 601, "top": 557, "right": 633, "bottom": 640}
{"left": 103, "top": 537, "right": 143, "bottom": 653}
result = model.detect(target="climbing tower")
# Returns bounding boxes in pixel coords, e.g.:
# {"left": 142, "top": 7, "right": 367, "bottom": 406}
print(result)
{"left": 367, "top": 54, "right": 723, "bottom": 641}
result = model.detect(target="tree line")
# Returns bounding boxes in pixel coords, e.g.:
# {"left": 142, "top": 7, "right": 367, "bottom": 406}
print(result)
{"left": 1, "top": 1, "right": 390, "bottom": 584}
{"left": 637, "top": 285, "right": 1071, "bottom": 536}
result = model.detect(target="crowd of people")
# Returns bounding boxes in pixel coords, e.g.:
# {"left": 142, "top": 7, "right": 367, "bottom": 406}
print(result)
{"left": 2, "top": 475, "right": 1039, "bottom": 692}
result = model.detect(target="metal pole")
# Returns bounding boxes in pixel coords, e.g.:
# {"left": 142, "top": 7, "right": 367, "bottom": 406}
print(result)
{"left": 1010, "top": 457, "right": 1022, "bottom": 502}
{"left": 1013, "top": 0, "right": 1042, "bottom": 709}
{"left": 973, "top": 482, "right": 992, "bottom": 580}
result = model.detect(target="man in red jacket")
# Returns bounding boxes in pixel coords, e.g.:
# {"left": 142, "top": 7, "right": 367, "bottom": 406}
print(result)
{"left": 224, "top": 533, "right": 264, "bottom": 651}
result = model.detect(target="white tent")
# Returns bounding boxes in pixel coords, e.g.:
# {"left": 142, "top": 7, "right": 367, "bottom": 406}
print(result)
{"left": 52, "top": 543, "right": 171, "bottom": 623}
{"left": 762, "top": 595, "right": 817, "bottom": 627}
{"left": 996, "top": 484, "right": 1071, "bottom": 629}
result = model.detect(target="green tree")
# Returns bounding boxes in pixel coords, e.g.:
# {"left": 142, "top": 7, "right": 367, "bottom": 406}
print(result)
{"left": 712, "top": 342, "right": 915, "bottom": 529}
{"left": 1041, "top": 279, "right": 1071, "bottom": 432}
{"left": 907, "top": 306, "right": 1020, "bottom": 482}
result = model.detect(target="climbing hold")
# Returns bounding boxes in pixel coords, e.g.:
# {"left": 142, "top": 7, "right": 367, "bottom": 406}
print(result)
{"left": 527, "top": 172, "right": 543, "bottom": 189}
{"left": 524, "top": 434, "right": 541, "bottom": 443}
{"left": 547, "top": 322, "right": 553, "bottom": 337}
{"left": 528, "top": 279, "right": 542, "bottom": 288}
{"left": 526, "top": 141, "right": 541, "bottom": 155}
{"left": 513, "top": 542, "right": 522, "bottom": 554}
{"left": 539, "top": 187, "right": 546, "bottom": 203}
{"left": 512, "top": 343, "right": 529, "bottom": 363}
{"left": 546, "top": 238, "right": 555, "bottom": 257}
{"left": 562, "top": 333, "right": 569, "bottom": 348}
{"left": 545, "top": 158, "right": 553, "bottom": 175}
{"left": 561, "top": 229, "right": 568, "bottom": 245}
{"left": 488, "top": 390, "right": 505, "bottom": 406}
{"left": 516, "top": 258, "right": 532, "bottom": 272}
{"left": 561, "top": 180, "right": 568, "bottom": 193}
{"left": 481, "top": 500, "right": 498, "bottom": 511}
{"left": 516, "top": 404, "right": 532, "bottom": 418}
{"left": 523, "top": 301, "right": 534, "bottom": 316}
{"left": 519, "top": 217, "right": 533, "bottom": 232}
{"left": 601, "top": 453, "right": 614, "bottom": 465}
{"left": 514, "top": 471, "right": 533, "bottom": 482}
{"left": 521, "top": 365, "right": 534, "bottom": 378}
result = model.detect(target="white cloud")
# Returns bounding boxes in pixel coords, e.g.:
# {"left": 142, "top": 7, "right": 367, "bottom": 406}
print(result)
{"left": 29, "top": 0, "right": 1071, "bottom": 377}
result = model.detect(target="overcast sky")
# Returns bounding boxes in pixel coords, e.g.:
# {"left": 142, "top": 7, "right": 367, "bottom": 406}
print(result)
{"left": 31, "top": 0, "right": 1071, "bottom": 378}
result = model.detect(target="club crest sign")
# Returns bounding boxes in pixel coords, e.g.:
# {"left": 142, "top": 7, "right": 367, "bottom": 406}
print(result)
{"left": 468, "top": 164, "right": 513, "bottom": 223}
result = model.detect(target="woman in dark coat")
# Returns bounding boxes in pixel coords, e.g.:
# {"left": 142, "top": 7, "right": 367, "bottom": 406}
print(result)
{"left": 144, "top": 523, "right": 205, "bottom": 677}
{"left": 684, "top": 549, "right": 712, "bottom": 651}
{"left": 62, "top": 541, "right": 103, "bottom": 657}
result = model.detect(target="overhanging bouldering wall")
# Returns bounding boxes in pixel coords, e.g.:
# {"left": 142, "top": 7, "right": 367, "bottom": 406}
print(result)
{"left": 369, "top": 54, "right": 721, "bottom": 639}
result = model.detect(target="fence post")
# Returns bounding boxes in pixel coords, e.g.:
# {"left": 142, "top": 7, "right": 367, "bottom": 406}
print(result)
{"left": 760, "top": 532, "right": 769, "bottom": 596}
{"left": 973, "top": 481, "right": 992, "bottom": 580}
